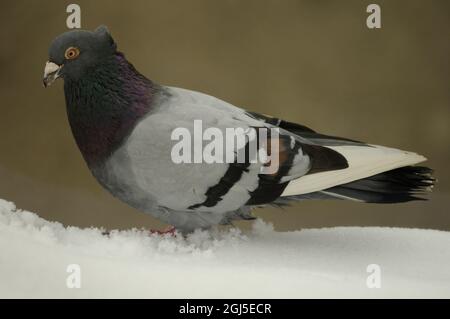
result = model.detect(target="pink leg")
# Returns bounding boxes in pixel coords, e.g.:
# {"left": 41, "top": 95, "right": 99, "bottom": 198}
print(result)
{"left": 149, "top": 226, "right": 177, "bottom": 236}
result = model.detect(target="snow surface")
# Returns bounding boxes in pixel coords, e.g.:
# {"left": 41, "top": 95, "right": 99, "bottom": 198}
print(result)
{"left": 0, "top": 198, "right": 449, "bottom": 298}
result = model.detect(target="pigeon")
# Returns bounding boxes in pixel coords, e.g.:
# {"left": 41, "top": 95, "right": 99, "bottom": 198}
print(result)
{"left": 43, "top": 26, "right": 434, "bottom": 233}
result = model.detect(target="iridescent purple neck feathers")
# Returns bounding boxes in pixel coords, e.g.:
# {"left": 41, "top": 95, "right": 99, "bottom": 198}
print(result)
{"left": 64, "top": 52, "right": 159, "bottom": 167}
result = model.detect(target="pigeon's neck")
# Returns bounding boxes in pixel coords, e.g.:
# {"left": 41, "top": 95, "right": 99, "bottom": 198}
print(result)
{"left": 64, "top": 52, "right": 158, "bottom": 168}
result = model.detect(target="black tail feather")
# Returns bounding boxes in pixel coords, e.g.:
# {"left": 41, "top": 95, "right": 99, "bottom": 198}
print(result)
{"left": 277, "top": 166, "right": 435, "bottom": 204}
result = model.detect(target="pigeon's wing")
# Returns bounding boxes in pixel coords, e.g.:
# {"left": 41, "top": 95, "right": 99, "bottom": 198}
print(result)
{"left": 122, "top": 87, "right": 351, "bottom": 213}
{"left": 245, "top": 112, "right": 367, "bottom": 147}
{"left": 244, "top": 113, "right": 428, "bottom": 198}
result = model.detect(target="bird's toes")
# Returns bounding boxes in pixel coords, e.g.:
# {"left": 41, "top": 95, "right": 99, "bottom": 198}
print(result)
{"left": 149, "top": 225, "right": 177, "bottom": 236}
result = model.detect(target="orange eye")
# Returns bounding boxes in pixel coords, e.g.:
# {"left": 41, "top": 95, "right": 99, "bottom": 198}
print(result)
{"left": 64, "top": 47, "right": 80, "bottom": 60}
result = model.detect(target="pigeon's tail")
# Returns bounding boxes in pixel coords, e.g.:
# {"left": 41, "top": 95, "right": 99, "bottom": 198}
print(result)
{"left": 281, "top": 142, "right": 431, "bottom": 195}
{"left": 278, "top": 166, "right": 434, "bottom": 204}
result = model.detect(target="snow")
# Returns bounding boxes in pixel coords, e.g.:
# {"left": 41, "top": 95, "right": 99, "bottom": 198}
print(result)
{"left": 0, "top": 198, "right": 449, "bottom": 298}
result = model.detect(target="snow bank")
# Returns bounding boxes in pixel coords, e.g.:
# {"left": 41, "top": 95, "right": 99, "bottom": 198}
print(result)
{"left": 0, "top": 198, "right": 449, "bottom": 298}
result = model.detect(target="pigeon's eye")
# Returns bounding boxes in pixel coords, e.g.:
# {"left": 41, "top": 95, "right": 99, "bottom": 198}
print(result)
{"left": 64, "top": 47, "right": 80, "bottom": 60}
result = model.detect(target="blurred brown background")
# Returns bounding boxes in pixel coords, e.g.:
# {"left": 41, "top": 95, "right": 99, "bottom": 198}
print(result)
{"left": 0, "top": 0, "right": 449, "bottom": 232}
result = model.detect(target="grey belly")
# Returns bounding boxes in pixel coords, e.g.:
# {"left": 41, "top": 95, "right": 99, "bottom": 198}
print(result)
{"left": 89, "top": 150, "right": 228, "bottom": 232}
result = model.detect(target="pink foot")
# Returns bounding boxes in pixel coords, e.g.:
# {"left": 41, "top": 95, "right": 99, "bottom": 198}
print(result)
{"left": 149, "top": 226, "right": 177, "bottom": 236}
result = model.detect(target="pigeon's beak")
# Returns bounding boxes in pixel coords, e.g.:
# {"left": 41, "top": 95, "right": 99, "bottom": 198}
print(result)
{"left": 43, "top": 61, "right": 62, "bottom": 88}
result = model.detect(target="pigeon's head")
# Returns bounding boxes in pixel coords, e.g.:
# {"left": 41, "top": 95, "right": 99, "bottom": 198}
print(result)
{"left": 43, "top": 26, "right": 117, "bottom": 87}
